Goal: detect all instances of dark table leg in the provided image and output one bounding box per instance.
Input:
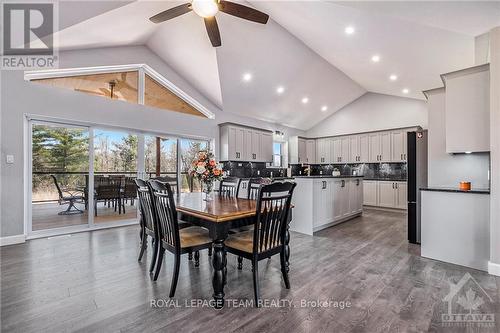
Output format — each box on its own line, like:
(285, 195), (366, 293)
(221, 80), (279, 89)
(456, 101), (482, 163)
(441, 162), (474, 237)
(212, 238), (226, 309)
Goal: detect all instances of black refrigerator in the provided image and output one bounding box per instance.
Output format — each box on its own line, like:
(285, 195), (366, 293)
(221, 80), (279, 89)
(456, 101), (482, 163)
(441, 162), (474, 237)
(407, 130), (428, 244)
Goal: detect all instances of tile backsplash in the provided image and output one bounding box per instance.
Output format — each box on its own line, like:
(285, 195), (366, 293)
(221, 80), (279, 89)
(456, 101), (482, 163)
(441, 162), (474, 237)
(222, 162), (286, 178)
(290, 163), (407, 180)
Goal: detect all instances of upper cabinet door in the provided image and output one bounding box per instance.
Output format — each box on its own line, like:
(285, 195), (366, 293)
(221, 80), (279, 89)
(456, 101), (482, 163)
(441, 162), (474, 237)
(391, 130), (406, 162)
(251, 131), (261, 161)
(233, 127), (246, 160)
(368, 133), (381, 162)
(444, 65), (490, 153)
(260, 132), (273, 162)
(332, 138), (341, 163)
(340, 137), (350, 163)
(349, 135), (359, 163)
(359, 134), (369, 163)
(244, 129), (253, 161)
(306, 140), (316, 164)
(298, 138), (307, 164)
(316, 139), (329, 164)
(379, 132), (392, 162)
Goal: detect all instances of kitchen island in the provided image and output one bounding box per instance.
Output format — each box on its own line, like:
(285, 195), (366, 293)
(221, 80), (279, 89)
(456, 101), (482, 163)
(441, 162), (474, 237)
(290, 176), (364, 235)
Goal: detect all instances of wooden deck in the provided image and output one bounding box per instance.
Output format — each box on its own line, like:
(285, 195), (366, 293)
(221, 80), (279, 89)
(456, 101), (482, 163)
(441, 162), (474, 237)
(32, 201), (138, 231)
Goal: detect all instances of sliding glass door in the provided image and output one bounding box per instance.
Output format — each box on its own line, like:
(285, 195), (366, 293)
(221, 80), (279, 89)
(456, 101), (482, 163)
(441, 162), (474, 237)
(31, 122), (90, 231)
(29, 119), (211, 235)
(93, 129), (139, 224)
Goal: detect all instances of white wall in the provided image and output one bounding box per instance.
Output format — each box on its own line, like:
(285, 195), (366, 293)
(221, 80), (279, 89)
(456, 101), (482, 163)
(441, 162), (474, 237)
(489, 27), (500, 269)
(0, 45), (304, 238)
(306, 92), (428, 137)
(426, 88), (490, 189)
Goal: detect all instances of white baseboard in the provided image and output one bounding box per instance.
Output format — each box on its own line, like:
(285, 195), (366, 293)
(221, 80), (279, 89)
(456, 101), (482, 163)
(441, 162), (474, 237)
(488, 261), (500, 277)
(0, 234), (26, 246)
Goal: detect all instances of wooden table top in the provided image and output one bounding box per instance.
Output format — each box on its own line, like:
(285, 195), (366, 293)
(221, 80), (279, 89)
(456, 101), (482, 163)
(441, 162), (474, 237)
(175, 192), (257, 223)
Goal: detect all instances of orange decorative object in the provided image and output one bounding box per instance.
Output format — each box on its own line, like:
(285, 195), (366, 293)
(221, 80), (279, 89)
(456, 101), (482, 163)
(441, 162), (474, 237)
(459, 182), (471, 191)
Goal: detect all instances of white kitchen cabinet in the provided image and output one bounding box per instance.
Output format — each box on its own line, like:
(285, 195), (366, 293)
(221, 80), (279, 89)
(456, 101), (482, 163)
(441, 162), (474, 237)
(306, 140), (316, 164)
(260, 132), (273, 162)
(219, 124), (273, 162)
(391, 130), (407, 162)
(298, 138), (307, 164)
(349, 135), (359, 163)
(331, 137), (350, 163)
(368, 131), (391, 162)
(380, 131), (391, 162)
(316, 138), (330, 164)
(349, 179), (363, 214)
(378, 181), (396, 208)
(359, 134), (369, 163)
(340, 137), (350, 163)
(376, 180), (407, 209)
(443, 64), (490, 153)
(313, 179), (332, 226)
(332, 138), (341, 164)
(363, 180), (378, 206)
(368, 133), (381, 162)
(395, 182), (407, 209)
(226, 126), (245, 161)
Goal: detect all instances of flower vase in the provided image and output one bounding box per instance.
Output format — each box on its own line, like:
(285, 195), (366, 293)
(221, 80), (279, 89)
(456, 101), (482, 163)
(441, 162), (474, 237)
(203, 181), (214, 201)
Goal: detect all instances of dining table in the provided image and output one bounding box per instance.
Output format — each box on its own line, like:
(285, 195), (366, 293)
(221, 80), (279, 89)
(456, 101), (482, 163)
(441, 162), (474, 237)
(174, 192), (292, 309)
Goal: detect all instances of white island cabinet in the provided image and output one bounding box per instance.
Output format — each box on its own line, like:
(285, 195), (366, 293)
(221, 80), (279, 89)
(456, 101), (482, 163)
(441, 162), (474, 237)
(290, 177), (363, 235)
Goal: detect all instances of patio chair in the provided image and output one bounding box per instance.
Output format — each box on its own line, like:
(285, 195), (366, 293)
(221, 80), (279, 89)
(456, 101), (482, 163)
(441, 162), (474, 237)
(51, 175), (85, 215)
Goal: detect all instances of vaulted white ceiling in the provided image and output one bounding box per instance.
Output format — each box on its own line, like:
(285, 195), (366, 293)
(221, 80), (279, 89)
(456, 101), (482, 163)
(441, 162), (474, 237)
(47, 1), (500, 129)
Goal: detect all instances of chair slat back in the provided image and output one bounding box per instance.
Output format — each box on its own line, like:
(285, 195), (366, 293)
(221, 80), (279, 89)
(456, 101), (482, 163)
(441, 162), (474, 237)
(135, 179), (155, 232)
(95, 184), (120, 199)
(149, 180), (181, 250)
(219, 177), (241, 198)
(247, 177), (272, 200)
(124, 177), (137, 198)
(253, 182), (296, 254)
(152, 176), (178, 193)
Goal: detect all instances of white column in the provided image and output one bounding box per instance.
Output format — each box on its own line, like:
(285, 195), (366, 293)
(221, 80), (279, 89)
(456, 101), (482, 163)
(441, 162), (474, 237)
(489, 27), (500, 276)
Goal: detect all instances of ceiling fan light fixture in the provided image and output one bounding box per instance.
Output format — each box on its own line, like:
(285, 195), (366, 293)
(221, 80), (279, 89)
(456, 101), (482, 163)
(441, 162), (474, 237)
(191, 0), (219, 18)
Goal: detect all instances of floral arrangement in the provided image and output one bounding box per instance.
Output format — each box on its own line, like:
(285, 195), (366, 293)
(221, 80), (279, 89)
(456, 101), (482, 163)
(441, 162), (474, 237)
(188, 150), (223, 193)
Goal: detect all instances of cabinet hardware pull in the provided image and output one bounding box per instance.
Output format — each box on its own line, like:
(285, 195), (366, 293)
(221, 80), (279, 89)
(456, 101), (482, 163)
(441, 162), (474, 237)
(392, 183), (394, 189)
(401, 154), (403, 160)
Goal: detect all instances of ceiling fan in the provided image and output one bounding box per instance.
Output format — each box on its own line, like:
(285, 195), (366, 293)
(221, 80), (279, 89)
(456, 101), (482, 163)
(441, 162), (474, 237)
(149, 0), (269, 47)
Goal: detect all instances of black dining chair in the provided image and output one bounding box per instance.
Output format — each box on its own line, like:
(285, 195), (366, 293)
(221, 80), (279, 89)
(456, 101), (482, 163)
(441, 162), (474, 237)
(135, 179), (160, 273)
(219, 177), (241, 197)
(225, 181), (297, 307)
(149, 180), (212, 297)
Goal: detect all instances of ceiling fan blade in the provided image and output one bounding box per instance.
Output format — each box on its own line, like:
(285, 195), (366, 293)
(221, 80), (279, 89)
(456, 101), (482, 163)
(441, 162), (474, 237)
(149, 3), (192, 23)
(75, 88), (106, 96)
(204, 17), (221, 47)
(218, 1), (269, 24)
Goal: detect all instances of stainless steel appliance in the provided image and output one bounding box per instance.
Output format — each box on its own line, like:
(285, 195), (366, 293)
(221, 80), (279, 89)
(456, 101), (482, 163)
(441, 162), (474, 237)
(407, 130), (428, 244)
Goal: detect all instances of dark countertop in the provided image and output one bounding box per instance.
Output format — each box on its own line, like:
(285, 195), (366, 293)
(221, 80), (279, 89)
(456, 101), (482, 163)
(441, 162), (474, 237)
(364, 178), (408, 182)
(294, 175), (364, 179)
(420, 187), (490, 194)
(236, 177), (294, 181)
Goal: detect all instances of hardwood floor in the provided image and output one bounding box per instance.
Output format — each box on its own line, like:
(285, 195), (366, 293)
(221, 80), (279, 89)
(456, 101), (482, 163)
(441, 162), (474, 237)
(2, 209), (499, 332)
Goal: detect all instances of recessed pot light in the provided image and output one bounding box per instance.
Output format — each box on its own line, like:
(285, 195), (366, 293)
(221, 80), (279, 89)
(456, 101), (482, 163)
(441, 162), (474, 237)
(371, 55), (380, 63)
(389, 74), (398, 81)
(301, 97), (309, 104)
(402, 88), (409, 94)
(242, 72), (252, 82)
(276, 86), (285, 94)
(345, 26), (355, 35)
(321, 105), (328, 112)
